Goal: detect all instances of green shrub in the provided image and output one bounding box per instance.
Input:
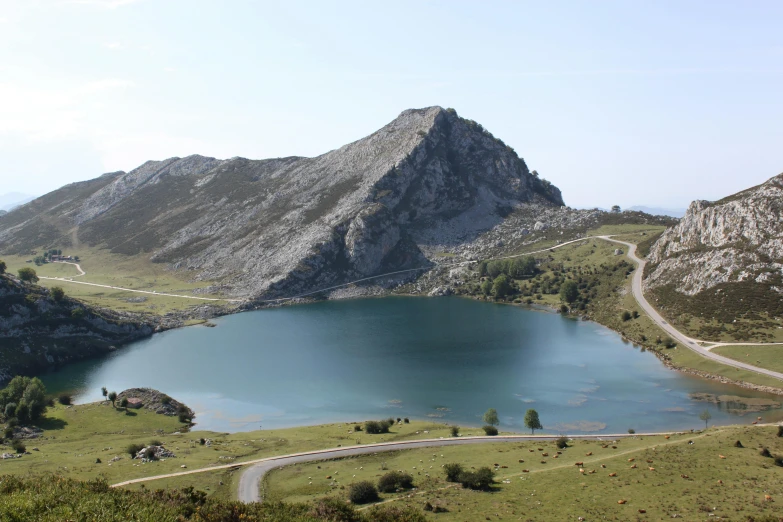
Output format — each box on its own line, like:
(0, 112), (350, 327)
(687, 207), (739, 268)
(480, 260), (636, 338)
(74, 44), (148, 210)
(774, 456), (783, 467)
(377, 471), (414, 493)
(349, 480), (379, 504)
(555, 436), (569, 449)
(621, 311), (632, 321)
(628, 428), (636, 434)
(364, 420), (391, 434)
(403, 418), (409, 424)
(71, 308), (85, 319)
(457, 467), (495, 490)
(443, 463), (463, 482)
(760, 447), (772, 458)
(126, 443), (144, 458)
(450, 425), (460, 437)
(17, 267), (38, 282)
(4, 402), (17, 418)
(57, 394), (72, 405)
(11, 439), (26, 454)
(777, 425), (783, 437)
(482, 425), (498, 436)
(50, 286), (65, 302)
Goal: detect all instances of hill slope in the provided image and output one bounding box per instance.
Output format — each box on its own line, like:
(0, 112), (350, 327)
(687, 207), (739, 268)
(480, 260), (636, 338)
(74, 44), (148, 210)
(644, 173), (783, 339)
(0, 107), (563, 300)
(0, 274), (153, 379)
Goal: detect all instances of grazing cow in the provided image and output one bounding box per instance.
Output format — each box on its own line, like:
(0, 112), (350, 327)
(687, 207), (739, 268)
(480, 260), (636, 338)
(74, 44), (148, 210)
(575, 461), (584, 466)
(585, 452), (592, 456)
(680, 474), (689, 479)
(617, 499), (627, 504)
(609, 472), (617, 477)
(719, 455), (726, 459)
(630, 464), (638, 469)
(648, 467), (655, 471)
(600, 464), (606, 468)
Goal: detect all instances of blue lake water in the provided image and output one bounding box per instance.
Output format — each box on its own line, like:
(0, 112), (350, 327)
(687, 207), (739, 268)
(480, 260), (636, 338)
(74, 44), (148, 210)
(41, 297), (783, 433)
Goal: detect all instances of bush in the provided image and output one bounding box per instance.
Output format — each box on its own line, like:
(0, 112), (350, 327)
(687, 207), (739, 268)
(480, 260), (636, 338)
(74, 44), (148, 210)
(348, 481), (379, 504)
(3, 427), (13, 440)
(555, 436), (569, 449)
(149, 439), (162, 447)
(4, 402), (17, 418)
(57, 394), (72, 405)
(760, 447), (772, 458)
(126, 443), (144, 458)
(482, 425), (498, 436)
(11, 439), (26, 453)
(777, 425), (783, 437)
(443, 463), (463, 482)
(17, 267), (38, 283)
(450, 425), (460, 437)
(50, 286), (65, 302)
(143, 447), (158, 460)
(0, 259), (5, 274)
(632, 310), (640, 319)
(403, 418), (409, 424)
(364, 420), (391, 434)
(457, 467), (495, 490)
(734, 440), (744, 448)
(377, 471), (414, 493)
(120, 398), (129, 409)
(71, 308), (85, 319)
(559, 304), (569, 314)
(621, 311), (632, 321)
(774, 456), (783, 467)
(628, 428), (635, 434)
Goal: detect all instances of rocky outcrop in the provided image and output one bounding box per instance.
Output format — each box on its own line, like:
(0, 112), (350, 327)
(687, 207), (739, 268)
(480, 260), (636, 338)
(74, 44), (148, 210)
(0, 107), (564, 301)
(116, 387), (194, 418)
(645, 173), (783, 295)
(0, 275), (154, 380)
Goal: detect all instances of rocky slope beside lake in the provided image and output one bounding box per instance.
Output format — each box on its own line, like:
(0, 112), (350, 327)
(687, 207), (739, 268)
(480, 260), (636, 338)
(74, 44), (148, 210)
(644, 173), (783, 333)
(0, 107), (564, 301)
(0, 274), (154, 380)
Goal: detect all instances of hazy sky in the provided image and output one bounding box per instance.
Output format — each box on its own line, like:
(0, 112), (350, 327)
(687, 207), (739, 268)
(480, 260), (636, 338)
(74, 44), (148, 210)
(1, 0), (781, 209)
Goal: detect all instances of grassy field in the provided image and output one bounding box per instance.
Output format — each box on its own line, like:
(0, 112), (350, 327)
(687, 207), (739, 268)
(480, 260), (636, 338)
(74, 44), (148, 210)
(0, 400), (458, 493)
(265, 424), (783, 521)
(2, 245), (235, 314)
(713, 345), (783, 375)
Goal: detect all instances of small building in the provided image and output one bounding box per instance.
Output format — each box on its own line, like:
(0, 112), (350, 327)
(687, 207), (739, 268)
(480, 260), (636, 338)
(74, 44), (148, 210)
(126, 398), (143, 409)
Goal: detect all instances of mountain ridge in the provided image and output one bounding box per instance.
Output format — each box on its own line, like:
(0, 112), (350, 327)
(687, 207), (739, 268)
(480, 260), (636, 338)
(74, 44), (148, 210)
(0, 106), (564, 300)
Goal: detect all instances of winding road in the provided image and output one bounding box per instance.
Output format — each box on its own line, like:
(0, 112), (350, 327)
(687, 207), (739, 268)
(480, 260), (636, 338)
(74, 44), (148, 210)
(599, 236), (783, 380)
(110, 432), (672, 500)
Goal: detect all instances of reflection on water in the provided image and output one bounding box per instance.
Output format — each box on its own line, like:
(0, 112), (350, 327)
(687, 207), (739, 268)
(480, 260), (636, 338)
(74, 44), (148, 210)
(40, 297), (783, 433)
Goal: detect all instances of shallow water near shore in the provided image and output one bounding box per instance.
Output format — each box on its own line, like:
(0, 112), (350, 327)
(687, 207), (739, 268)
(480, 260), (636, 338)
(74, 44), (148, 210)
(42, 297), (783, 433)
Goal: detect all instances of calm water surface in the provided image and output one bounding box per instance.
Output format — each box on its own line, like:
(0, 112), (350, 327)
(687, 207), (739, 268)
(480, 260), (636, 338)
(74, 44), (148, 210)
(41, 297), (783, 433)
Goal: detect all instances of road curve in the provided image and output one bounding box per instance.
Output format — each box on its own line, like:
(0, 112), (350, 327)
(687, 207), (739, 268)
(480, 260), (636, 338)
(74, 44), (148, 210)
(599, 236), (783, 381)
(235, 432), (669, 503)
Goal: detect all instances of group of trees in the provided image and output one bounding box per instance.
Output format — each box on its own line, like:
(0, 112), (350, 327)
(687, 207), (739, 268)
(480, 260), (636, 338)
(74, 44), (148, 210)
(0, 376), (48, 425)
(364, 418), (396, 434)
(481, 408), (542, 435)
(444, 462), (495, 490)
(478, 257), (537, 280)
(349, 470), (415, 504)
(33, 250), (62, 266)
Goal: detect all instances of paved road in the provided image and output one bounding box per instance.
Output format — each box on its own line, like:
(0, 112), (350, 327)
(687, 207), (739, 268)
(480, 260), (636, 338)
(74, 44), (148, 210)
(599, 236), (783, 381)
(233, 433), (670, 503)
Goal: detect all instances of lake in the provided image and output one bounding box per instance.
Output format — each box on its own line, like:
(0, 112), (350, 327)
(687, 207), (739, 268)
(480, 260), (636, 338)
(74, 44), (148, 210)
(41, 297), (783, 433)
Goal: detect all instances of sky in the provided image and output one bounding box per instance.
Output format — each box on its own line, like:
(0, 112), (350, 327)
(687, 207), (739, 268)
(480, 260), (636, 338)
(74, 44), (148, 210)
(1, 0), (781, 209)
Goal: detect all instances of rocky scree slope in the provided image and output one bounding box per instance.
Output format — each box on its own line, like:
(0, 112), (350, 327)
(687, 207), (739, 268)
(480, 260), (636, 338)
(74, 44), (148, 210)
(0, 107), (563, 301)
(0, 274), (154, 379)
(644, 173), (783, 323)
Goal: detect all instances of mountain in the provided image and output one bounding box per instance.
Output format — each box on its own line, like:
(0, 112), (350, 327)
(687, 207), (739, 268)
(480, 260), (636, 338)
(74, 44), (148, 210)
(0, 192), (37, 212)
(0, 273), (153, 379)
(627, 206), (685, 218)
(644, 173), (783, 335)
(0, 107), (563, 300)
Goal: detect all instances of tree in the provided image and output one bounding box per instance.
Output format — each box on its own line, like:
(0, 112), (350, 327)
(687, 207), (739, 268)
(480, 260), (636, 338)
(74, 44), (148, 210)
(377, 471), (413, 493)
(611, 205), (621, 213)
(483, 408), (499, 427)
(120, 397), (129, 409)
(699, 409), (712, 429)
(457, 467), (495, 490)
(524, 409), (542, 434)
(621, 311), (632, 321)
(450, 425), (460, 437)
(480, 279), (492, 296)
(101, 387), (108, 399)
(108, 391), (118, 407)
(559, 280), (579, 304)
(0, 259), (6, 274)
(492, 274), (512, 298)
(50, 287), (65, 302)
(443, 463), (464, 482)
(17, 267), (38, 283)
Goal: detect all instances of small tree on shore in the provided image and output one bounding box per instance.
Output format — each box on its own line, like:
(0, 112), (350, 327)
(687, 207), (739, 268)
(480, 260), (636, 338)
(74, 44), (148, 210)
(483, 408), (499, 427)
(0, 259), (6, 274)
(107, 391), (117, 407)
(101, 387), (108, 400)
(450, 425), (460, 437)
(699, 409), (712, 429)
(559, 280), (578, 305)
(120, 397), (129, 409)
(524, 409), (542, 435)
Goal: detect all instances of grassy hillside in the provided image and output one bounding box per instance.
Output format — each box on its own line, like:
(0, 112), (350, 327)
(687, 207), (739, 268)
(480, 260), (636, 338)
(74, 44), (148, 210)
(265, 424), (783, 521)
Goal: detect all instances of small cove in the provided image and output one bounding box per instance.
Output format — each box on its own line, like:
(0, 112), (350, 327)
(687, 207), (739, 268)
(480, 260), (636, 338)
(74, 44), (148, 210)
(42, 297), (783, 433)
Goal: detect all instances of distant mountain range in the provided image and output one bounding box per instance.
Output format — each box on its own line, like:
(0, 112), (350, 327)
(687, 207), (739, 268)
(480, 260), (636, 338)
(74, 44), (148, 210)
(0, 192), (37, 212)
(627, 206), (685, 218)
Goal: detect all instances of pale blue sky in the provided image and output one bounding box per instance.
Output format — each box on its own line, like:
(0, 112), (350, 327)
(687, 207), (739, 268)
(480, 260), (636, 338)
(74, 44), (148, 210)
(1, 0), (781, 208)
